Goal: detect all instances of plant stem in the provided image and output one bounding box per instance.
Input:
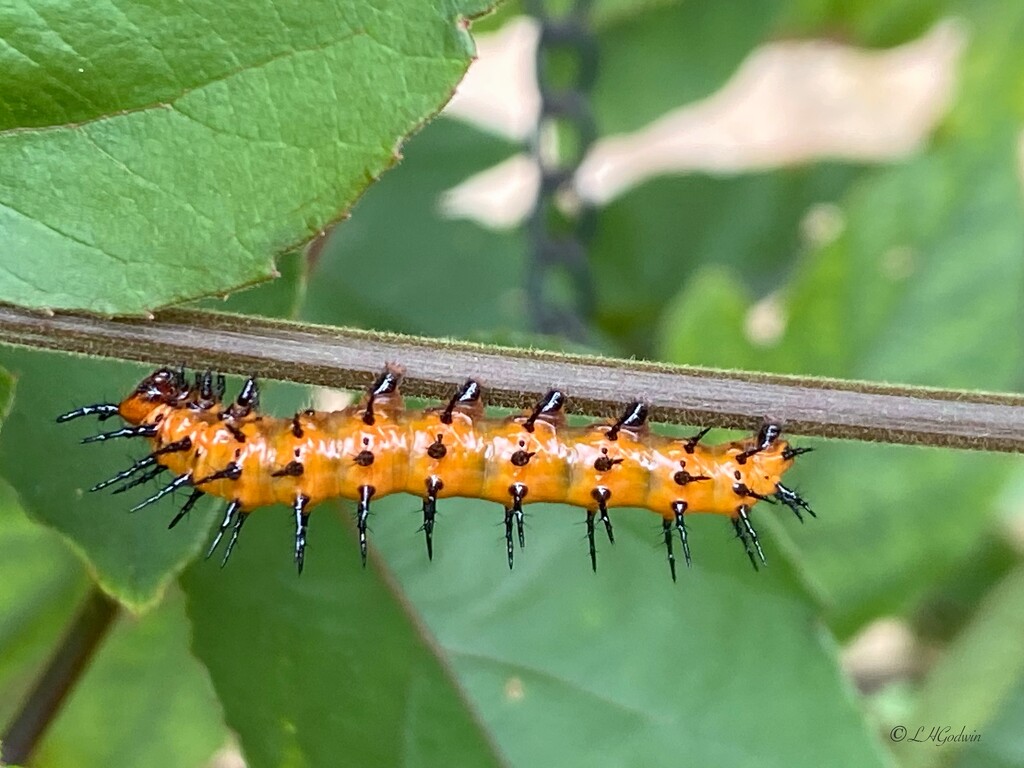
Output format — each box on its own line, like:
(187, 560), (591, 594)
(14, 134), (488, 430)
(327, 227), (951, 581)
(1, 587), (119, 765)
(0, 304), (1022, 451)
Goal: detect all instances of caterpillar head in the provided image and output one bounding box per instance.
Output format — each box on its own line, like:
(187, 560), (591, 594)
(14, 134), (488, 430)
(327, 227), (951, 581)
(745, 445), (794, 499)
(118, 368), (188, 424)
(738, 424), (808, 499)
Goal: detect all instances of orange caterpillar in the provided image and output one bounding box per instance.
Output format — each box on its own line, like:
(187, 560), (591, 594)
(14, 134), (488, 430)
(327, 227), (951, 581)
(58, 366), (813, 579)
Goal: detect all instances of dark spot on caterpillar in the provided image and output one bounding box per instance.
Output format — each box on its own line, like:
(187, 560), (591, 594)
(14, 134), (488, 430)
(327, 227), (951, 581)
(684, 427), (711, 454)
(272, 461), (305, 478)
(605, 401), (647, 441)
(354, 450), (374, 467)
(427, 435), (447, 459)
(511, 449), (535, 467)
(195, 462), (242, 485)
(593, 454), (623, 472)
(674, 469), (709, 486)
(225, 423), (246, 443)
(363, 367), (402, 426)
(521, 390), (565, 433)
(440, 379), (481, 425)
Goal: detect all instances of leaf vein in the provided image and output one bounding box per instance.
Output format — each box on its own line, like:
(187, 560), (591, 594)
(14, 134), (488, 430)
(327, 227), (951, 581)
(0, 29), (370, 139)
(0, 200), (129, 266)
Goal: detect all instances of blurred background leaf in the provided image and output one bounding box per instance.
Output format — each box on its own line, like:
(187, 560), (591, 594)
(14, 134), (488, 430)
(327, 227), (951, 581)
(182, 508), (505, 768)
(30, 589), (228, 768)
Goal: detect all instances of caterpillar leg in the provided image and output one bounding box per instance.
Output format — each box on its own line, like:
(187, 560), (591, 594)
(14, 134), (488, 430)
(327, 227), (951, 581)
(111, 465), (166, 496)
(293, 495), (310, 574)
(194, 462), (242, 486)
(357, 485), (375, 567)
(736, 423), (782, 464)
(360, 367), (402, 426)
(194, 370), (226, 409)
(661, 519), (678, 582)
(81, 424), (157, 444)
(56, 403), (121, 422)
(226, 376), (259, 418)
(590, 487), (614, 544)
(585, 510), (598, 572)
(733, 505), (766, 570)
(775, 482), (815, 522)
(604, 401), (647, 441)
(129, 472), (192, 512)
(683, 426), (711, 454)
(672, 501), (691, 569)
(521, 389), (566, 432)
(91, 437), (193, 493)
(783, 446), (814, 461)
(56, 405), (120, 423)
(503, 508), (515, 570)
(439, 379), (483, 423)
(509, 482), (527, 549)
(206, 500), (242, 561)
(220, 510), (248, 567)
(731, 470), (777, 505)
(421, 477), (442, 561)
(168, 489), (204, 529)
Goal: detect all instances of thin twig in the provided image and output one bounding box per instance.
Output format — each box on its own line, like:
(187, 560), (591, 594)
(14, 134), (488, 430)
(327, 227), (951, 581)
(1, 587), (119, 765)
(0, 304), (1022, 452)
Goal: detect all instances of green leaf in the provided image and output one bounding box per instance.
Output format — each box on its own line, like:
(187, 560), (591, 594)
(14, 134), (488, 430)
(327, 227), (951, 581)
(0, 0), (493, 315)
(896, 566), (1024, 768)
(658, 152), (1023, 636)
(776, 0), (949, 47)
(0, 349), (212, 611)
(0, 364), (14, 429)
(181, 508), (505, 768)
(31, 588), (228, 768)
(780, 149), (1023, 635)
(182, 494), (889, 767)
(0, 479), (88, 732)
(194, 249), (309, 319)
(950, 677), (1024, 768)
(595, 165), (861, 355)
(655, 1), (1024, 636)
(354, 496), (890, 767)
(656, 265), (768, 370)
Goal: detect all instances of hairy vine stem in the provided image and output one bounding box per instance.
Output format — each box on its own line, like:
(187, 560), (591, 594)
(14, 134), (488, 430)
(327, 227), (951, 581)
(0, 303), (1022, 452)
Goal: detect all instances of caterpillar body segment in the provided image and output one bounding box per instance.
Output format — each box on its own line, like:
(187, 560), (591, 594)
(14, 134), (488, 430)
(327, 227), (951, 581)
(62, 366), (814, 578)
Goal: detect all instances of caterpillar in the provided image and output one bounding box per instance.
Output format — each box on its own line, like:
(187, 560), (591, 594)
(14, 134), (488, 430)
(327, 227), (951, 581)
(58, 365), (814, 580)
